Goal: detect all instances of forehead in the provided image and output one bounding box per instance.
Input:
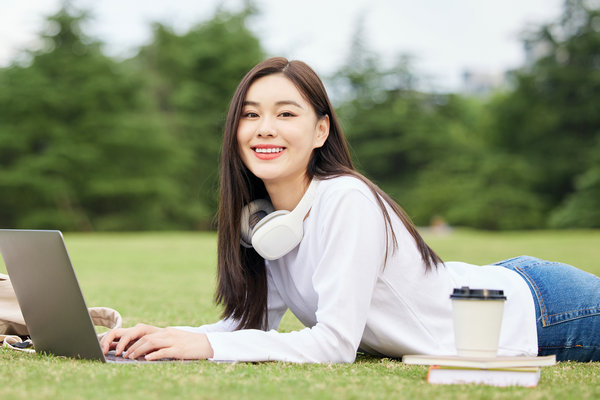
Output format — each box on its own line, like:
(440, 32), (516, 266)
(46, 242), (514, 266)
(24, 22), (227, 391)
(245, 73), (307, 105)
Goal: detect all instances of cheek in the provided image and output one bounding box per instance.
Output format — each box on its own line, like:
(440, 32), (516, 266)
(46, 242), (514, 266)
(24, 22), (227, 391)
(237, 120), (254, 144)
(236, 138), (249, 164)
(236, 127), (248, 150)
(235, 129), (249, 164)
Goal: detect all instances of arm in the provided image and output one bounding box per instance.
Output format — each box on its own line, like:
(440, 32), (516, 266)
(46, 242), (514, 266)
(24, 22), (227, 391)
(100, 254), (289, 360)
(206, 185), (387, 363)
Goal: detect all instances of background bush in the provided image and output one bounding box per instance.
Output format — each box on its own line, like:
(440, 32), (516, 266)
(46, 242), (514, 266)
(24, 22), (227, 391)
(1, 0), (599, 231)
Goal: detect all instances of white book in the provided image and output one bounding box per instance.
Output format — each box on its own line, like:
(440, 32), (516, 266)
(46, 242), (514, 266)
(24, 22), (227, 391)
(402, 354), (556, 369)
(427, 366), (541, 387)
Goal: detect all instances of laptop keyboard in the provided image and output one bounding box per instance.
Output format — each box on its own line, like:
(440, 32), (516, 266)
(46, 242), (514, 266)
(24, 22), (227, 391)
(104, 350), (192, 363)
(105, 350), (151, 363)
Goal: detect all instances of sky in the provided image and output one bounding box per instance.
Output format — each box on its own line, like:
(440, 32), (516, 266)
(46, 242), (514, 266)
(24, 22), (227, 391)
(0, 0), (564, 91)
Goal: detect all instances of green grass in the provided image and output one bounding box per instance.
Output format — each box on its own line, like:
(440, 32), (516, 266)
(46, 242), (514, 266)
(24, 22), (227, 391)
(1, 230), (599, 400)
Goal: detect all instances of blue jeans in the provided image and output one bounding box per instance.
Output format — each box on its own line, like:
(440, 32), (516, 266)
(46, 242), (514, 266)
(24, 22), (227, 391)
(493, 256), (600, 362)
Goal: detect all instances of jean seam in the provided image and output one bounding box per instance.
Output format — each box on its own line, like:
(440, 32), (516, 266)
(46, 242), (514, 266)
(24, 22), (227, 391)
(515, 265), (600, 326)
(514, 266), (549, 327)
(539, 344), (591, 350)
(545, 308), (600, 318)
(495, 256), (600, 361)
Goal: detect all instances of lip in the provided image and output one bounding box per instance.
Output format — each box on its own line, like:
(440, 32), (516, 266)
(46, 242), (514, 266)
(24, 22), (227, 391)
(251, 144), (286, 160)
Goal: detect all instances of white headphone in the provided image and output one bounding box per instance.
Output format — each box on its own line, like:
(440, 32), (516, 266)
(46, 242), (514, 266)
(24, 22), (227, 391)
(240, 180), (319, 260)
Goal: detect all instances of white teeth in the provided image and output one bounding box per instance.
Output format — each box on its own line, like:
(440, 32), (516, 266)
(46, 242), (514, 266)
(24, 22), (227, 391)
(254, 147), (283, 153)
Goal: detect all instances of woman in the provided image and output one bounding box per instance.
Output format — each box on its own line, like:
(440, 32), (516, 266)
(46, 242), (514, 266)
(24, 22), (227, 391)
(101, 57), (600, 363)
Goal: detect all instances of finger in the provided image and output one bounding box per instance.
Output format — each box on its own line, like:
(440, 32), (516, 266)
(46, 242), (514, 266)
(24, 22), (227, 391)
(102, 338), (120, 353)
(140, 331), (213, 361)
(114, 325), (154, 356)
(100, 328), (123, 354)
(115, 333), (142, 356)
(107, 340), (119, 351)
(125, 334), (168, 360)
(144, 347), (177, 361)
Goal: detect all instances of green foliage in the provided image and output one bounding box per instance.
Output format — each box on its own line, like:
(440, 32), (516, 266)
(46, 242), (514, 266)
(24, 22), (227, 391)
(134, 9), (264, 228)
(2, 1), (600, 231)
(332, 0), (600, 229)
(550, 137), (600, 227)
(0, 7), (186, 230)
(408, 153), (549, 230)
(333, 44), (506, 228)
(0, 4), (263, 231)
(487, 0), (600, 227)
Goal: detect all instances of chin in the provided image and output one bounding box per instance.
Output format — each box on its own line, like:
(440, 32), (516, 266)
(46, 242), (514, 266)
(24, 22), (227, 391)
(246, 168), (279, 182)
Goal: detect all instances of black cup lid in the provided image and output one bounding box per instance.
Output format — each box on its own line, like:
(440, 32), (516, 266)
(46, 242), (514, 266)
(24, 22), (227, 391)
(450, 286), (507, 300)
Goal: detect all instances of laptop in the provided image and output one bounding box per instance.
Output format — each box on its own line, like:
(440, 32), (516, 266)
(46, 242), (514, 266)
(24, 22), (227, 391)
(0, 229), (163, 363)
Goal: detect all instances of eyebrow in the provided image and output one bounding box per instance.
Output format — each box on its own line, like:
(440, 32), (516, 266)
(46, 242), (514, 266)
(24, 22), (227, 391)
(243, 100), (305, 109)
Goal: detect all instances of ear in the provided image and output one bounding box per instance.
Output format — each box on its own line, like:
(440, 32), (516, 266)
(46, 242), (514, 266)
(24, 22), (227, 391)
(313, 114), (330, 149)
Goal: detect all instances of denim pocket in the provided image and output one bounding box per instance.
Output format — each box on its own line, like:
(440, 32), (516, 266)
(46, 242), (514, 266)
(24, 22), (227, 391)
(495, 256), (600, 327)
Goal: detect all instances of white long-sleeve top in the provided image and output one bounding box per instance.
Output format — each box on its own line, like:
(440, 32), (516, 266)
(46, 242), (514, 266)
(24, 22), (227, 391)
(176, 176), (537, 363)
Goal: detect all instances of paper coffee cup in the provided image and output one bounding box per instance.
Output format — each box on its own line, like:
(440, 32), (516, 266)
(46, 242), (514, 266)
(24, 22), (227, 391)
(450, 286), (507, 358)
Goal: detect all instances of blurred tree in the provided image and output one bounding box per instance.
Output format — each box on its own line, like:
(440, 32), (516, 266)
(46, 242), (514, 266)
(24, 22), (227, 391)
(549, 135), (600, 227)
(332, 34), (502, 227)
(134, 6), (264, 228)
(333, 0), (600, 230)
(0, 6), (186, 230)
(332, 35), (433, 198)
(332, 27), (552, 229)
(4, 0), (598, 231)
(489, 0), (600, 227)
(0, 3), (265, 231)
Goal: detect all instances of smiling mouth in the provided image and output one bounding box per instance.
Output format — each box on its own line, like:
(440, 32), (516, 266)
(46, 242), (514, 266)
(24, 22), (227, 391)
(253, 147), (285, 154)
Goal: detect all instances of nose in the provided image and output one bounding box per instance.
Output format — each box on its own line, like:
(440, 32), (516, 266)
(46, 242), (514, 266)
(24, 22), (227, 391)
(256, 117), (277, 137)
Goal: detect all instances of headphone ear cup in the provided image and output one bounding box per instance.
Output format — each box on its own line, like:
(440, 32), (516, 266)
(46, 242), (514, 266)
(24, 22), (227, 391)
(240, 179), (319, 259)
(240, 199), (275, 248)
(251, 210), (290, 235)
(251, 210), (303, 260)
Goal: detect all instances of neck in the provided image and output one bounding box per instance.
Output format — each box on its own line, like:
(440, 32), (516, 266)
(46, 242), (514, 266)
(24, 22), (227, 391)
(265, 176), (311, 211)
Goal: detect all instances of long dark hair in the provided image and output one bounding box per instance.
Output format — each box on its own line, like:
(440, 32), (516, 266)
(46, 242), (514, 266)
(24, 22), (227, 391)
(217, 57), (442, 330)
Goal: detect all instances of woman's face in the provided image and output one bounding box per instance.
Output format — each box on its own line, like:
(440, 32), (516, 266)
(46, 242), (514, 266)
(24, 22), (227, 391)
(237, 73), (329, 188)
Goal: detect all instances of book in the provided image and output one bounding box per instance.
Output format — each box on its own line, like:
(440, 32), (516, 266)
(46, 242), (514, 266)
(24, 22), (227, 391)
(427, 366), (541, 387)
(402, 354), (556, 369)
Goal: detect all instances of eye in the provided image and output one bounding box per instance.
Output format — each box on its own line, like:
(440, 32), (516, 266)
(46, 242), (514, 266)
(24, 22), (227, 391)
(243, 111), (259, 118)
(279, 111), (296, 118)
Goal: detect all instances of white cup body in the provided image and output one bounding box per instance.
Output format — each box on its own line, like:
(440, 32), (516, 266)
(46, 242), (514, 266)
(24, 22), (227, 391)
(451, 298), (505, 358)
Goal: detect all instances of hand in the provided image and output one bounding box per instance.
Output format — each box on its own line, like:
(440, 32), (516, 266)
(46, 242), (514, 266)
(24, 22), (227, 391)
(100, 323), (214, 361)
(100, 323), (160, 356)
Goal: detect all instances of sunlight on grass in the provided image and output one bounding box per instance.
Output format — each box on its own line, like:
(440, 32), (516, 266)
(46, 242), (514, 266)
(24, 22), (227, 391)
(1, 230), (598, 400)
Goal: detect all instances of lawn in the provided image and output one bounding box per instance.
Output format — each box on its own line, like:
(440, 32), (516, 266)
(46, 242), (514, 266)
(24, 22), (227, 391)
(1, 229), (599, 400)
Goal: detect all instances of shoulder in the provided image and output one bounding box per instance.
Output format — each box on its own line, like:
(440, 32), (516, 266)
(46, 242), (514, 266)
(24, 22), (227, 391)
(317, 175), (373, 198)
(308, 175), (388, 247)
(314, 175), (380, 211)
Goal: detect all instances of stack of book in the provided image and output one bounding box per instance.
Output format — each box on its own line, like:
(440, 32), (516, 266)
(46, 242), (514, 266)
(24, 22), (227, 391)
(402, 354), (556, 387)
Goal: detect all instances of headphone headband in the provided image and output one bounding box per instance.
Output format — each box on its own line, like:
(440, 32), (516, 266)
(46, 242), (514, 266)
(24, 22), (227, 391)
(284, 179), (319, 225)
